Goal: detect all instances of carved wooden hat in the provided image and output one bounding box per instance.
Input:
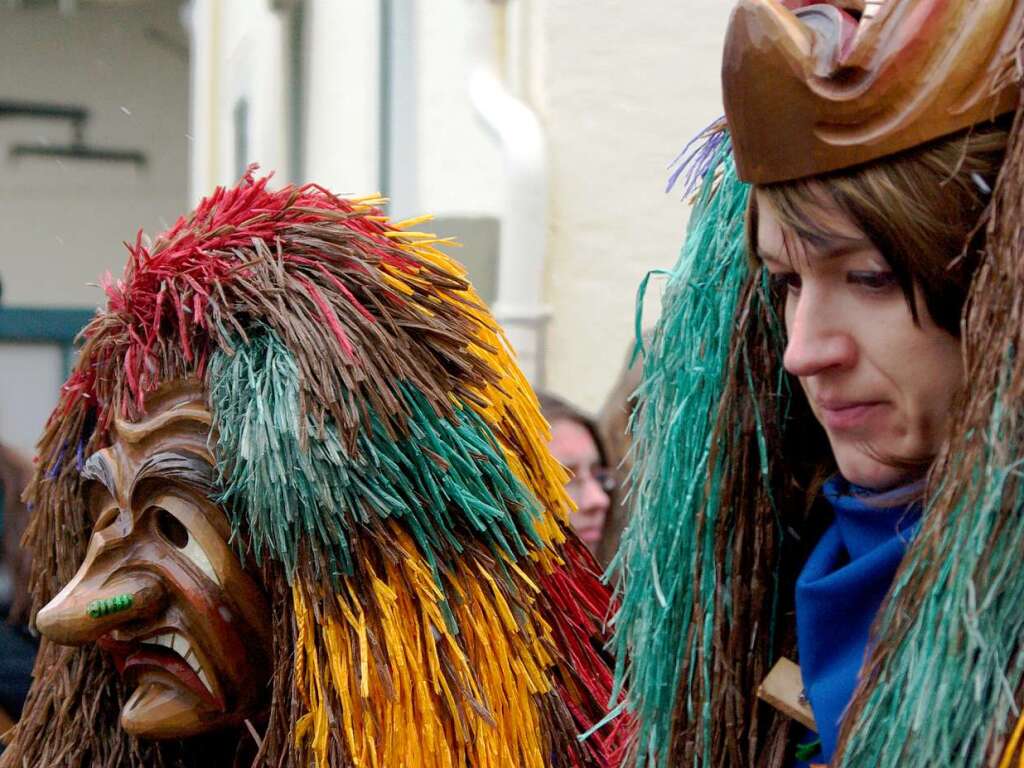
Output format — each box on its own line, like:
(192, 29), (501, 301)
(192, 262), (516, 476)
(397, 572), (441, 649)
(723, 0), (1024, 183)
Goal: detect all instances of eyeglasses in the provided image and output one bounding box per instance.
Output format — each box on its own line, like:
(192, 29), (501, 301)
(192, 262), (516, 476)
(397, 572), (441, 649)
(565, 467), (617, 498)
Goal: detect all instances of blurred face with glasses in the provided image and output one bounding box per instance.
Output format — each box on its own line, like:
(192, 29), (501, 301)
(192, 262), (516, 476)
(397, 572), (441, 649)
(548, 418), (614, 554)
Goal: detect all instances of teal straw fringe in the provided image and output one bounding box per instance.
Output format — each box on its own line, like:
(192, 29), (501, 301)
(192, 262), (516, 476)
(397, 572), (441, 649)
(207, 329), (544, 588)
(609, 140), (753, 767)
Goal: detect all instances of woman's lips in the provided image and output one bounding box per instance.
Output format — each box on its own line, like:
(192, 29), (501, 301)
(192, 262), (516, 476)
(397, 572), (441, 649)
(818, 400), (884, 430)
(575, 527), (603, 544)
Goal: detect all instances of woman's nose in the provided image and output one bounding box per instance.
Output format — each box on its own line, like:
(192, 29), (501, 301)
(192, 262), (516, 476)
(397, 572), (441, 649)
(782, 291), (856, 378)
(577, 475), (610, 515)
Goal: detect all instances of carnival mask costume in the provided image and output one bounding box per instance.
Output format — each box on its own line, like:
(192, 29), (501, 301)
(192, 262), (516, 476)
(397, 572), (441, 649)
(611, 1), (1024, 766)
(1, 173), (619, 768)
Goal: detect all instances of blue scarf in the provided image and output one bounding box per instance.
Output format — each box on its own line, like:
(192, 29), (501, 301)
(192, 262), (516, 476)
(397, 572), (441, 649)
(795, 475), (923, 763)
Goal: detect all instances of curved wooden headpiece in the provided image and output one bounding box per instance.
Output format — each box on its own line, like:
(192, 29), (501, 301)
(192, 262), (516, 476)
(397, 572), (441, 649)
(723, 0), (1024, 183)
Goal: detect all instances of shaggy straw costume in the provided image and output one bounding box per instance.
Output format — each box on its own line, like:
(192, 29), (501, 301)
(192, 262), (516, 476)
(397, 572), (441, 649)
(1, 173), (618, 768)
(610, 45), (1024, 768)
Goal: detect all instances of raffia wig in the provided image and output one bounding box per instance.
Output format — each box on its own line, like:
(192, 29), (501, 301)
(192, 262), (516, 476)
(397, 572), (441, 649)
(611, 101), (1024, 766)
(2, 172), (620, 768)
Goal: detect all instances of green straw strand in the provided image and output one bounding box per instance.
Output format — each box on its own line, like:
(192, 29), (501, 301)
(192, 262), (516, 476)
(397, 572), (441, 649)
(207, 328), (544, 588)
(609, 140), (754, 767)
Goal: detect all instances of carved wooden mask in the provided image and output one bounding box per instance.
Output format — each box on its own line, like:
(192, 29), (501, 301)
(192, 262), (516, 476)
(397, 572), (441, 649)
(35, 380), (272, 739)
(723, 0), (1024, 183)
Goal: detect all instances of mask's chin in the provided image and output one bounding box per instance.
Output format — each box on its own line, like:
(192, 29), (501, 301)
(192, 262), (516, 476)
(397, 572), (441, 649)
(121, 672), (219, 739)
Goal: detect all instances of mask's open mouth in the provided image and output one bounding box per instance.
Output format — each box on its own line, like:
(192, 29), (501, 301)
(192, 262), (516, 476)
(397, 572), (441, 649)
(99, 631), (224, 711)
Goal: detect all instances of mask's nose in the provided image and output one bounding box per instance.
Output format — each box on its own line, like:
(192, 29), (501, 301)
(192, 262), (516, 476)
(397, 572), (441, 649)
(36, 564), (167, 645)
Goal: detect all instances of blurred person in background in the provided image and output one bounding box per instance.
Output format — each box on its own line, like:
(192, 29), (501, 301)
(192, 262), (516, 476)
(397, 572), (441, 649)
(596, 335), (648, 567)
(538, 392), (615, 562)
(0, 443), (36, 739)
(0, 274), (37, 739)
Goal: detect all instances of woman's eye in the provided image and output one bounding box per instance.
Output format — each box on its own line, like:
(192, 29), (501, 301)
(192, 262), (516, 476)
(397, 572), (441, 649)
(769, 271), (801, 295)
(848, 270), (897, 291)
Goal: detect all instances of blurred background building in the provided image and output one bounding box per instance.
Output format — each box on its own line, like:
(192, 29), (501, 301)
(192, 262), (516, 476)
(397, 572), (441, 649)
(0, 0), (730, 457)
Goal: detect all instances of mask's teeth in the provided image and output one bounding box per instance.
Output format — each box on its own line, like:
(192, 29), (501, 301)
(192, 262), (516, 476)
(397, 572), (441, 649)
(196, 666), (212, 693)
(170, 634), (187, 658)
(142, 632), (214, 696)
(862, 1), (884, 19)
(184, 648), (201, 676)
(178, 639), (214, 696)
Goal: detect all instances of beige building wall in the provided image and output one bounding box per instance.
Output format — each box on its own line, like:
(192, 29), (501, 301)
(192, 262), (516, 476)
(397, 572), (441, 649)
(303, 0), (382, 195)
(183, 0), (732, 412)
(0, 0), (188, 454)
(0, 0), (189, 309)
(189, 1), (384, 199)
(531, 0), (731, 410)
(187, 0), (289, 198)
(414, 0), (502, 217)
(388, 0), (733, 409)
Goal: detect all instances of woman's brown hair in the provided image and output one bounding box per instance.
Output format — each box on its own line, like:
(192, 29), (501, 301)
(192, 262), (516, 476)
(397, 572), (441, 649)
(537, 391), (610, 470)
(747, 120), (1010, 335)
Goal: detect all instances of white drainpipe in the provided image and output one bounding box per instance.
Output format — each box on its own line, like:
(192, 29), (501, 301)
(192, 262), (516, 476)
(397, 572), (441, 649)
(466, 0), (550, 386)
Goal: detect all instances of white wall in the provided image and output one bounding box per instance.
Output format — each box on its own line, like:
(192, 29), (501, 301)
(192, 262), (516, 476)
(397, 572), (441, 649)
(302, 0), (382, 195)
(0, 0), (189, 309)
(183, 0), (733, 414)
(413, 0), (503, 217)
(189, 0), (384, 200)
(0, 345), (63, 457)
(188, 0), (288, 199)
(533, 0), (731, 410)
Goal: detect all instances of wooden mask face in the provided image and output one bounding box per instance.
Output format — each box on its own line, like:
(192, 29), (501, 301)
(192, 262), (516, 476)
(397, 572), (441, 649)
(35, 381), (273, 739)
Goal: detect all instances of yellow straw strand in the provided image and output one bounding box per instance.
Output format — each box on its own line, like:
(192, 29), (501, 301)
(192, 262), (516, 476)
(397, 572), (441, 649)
(999, 712), (1024, 768)
(289, 520), (567, 768)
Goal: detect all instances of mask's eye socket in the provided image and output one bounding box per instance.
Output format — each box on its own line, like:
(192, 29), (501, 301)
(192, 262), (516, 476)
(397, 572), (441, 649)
(151, 506), (221, 586)
(156, 507), (189, 548)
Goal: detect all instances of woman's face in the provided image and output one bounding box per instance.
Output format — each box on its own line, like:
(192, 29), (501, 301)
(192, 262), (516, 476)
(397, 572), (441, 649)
(548, 418), (611, 553)
(754, 190), (964, 490)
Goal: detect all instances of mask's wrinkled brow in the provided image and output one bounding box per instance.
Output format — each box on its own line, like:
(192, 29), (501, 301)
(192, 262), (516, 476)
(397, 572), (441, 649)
(83, 403), (217, 503)
(81, 452), (117, 497)
(135, 451), (217, 495)
(114, 402), (211, 446)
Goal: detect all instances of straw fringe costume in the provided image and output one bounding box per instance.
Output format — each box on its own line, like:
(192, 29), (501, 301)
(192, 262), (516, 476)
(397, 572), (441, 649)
(1, 172), (620, 768)
(610, 2), (1024, 766)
